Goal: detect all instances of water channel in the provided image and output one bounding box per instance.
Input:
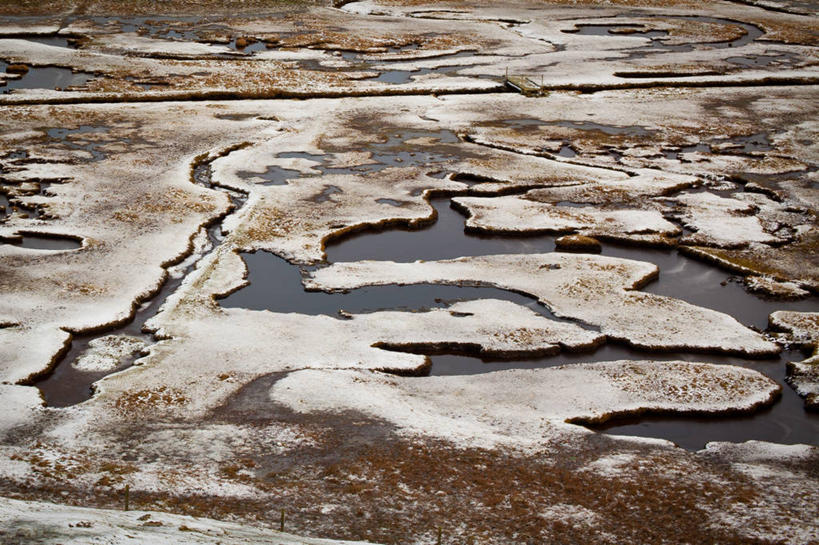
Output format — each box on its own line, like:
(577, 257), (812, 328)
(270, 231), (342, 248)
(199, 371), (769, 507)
(225, 197), (818, 450)
(26, 121), (818, 451)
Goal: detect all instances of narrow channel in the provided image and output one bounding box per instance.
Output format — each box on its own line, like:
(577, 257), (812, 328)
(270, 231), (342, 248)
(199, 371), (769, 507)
(226, 196), (817, 450)
(29, 127), (818, 452)
(33, 151), (244, 406)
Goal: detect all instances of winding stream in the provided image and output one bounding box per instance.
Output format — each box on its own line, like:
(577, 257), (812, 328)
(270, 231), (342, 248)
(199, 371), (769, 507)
(30, 124), (818, 451)
(230, 197), (819, 450)
(34, 152), (243, 406)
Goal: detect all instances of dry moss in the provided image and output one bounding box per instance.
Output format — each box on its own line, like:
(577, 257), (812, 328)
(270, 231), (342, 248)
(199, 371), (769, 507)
(555, 234), (603, 253)
(3, 433), (781, 545)
(113, 386), (189, 415)
(681, 234), (819, 292)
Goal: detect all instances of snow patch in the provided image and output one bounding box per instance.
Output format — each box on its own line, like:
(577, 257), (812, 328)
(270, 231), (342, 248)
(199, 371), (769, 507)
(73, 335), (147, 372)
(0, 496), (378, 544)
(270, 361), (779, 450)
(306, 254), (779, 356)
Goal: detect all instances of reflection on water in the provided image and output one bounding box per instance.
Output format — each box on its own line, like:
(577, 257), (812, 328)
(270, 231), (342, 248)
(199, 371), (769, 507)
(5, 234), (83, 250)
(225, 195), (817, 450)
(1, 61), (94, 94)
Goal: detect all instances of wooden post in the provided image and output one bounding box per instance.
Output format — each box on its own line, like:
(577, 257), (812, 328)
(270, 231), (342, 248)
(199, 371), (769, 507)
(280, 508), (285, 532)
(123, 484), (130, 511)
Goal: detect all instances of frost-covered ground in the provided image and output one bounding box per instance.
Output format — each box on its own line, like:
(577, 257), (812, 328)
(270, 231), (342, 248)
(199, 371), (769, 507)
(0, 497), (376, 544)
(1, 0), (818, 544)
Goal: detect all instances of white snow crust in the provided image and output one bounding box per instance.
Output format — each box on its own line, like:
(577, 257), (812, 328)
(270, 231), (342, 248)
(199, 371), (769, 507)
(270, 361), (779, 450)
(454, 193), (680, 245)
(72, 335), (147, 372)
(0, 496), (378, 545)
(305, 254), (779, 355)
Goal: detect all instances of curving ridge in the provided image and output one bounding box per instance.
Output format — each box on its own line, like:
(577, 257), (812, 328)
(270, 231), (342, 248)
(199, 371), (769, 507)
(269, 361), (782, 450)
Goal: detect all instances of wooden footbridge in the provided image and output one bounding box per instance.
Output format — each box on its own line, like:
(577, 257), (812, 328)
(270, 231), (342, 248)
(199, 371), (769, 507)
(504, 73), (548, 96)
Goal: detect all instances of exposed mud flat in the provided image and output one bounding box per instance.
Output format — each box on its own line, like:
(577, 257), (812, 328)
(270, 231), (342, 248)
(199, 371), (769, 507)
(0, 1), (818, 544)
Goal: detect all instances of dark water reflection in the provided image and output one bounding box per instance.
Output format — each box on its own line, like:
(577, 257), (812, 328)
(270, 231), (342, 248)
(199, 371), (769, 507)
(226, 197), (817, 450)
(1, 61), (94, 93)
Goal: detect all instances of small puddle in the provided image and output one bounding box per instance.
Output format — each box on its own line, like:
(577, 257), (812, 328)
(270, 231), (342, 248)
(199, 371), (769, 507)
(491, 118), (548, 130)
(370, 70), (414, 84)
(375, 198), (406, 207)
(25, 36), (74, 48)
(726, 52), (802, 68)
(553, 120), (655, 137)
(341, 50), (484, 84)
(1, 233), (82, 250)
(557, 143), (577, 158)
(69, 15), (272, 58)
(615, 70), (725, 78)
(309, 184), (343, 203)
(0, 179), (65, 220)
(237, 164), (300, 185)
(366, 64), (474, 84)
(664, 132), (773, 160)
(387, 44), (421, 53)
(493, 118), (655, 139)
(564, 24), (669, 40)
(0, 61), (95, 93)
(228, 38), (268, 53)
(732, 167), (817, 193)
(271, 129), (464, 180)
(0, 192), (9, 220)
(300, 47), (483, 83)
(124, 76), (164, 90)
(46, 125), (115, 162)
(718, 132), (773, 153)
(82, 15), (203, 40)
(665, 143), (710, 160)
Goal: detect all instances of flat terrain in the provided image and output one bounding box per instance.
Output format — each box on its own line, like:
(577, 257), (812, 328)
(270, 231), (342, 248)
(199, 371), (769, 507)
(0, 1), (818, 544)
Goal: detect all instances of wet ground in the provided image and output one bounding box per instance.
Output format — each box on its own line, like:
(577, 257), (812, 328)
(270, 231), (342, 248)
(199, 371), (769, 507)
(2, 3), (818, 542)
(1, 234), (82, 250)
(0, 60), (94, 94)
(30, 125), (817, 451)
(223, 197), (819, 450)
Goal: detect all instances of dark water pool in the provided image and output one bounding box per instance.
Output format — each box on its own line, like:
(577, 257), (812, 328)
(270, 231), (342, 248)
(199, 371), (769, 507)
(224, 195), (817, 450)
(430, 346), (818, 451)
(324, 198), (815, 330)
(1, 233), (82, 250)
(1, 61), (94, 93)
(30, 126), (817, 452)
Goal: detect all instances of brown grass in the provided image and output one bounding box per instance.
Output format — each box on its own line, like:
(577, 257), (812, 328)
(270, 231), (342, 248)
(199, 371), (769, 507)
(3, 430), (782, 545)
